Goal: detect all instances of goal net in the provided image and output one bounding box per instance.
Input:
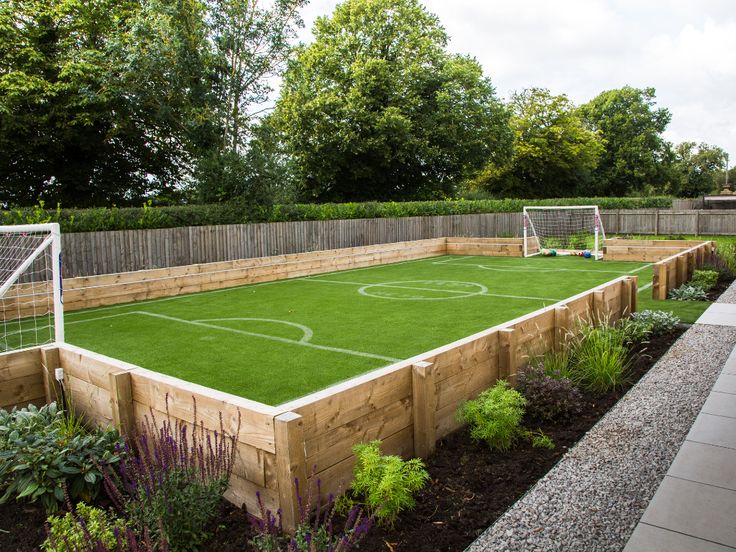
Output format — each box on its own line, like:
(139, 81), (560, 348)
(1, 223), (64, 352)
(523, 206), (605, 259)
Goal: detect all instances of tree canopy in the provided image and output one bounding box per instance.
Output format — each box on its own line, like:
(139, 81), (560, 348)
(473, 88), (603, 198)
(273, 0), (512, 202)
(672, 142), (728, 197)
(578, 86), (672, 196)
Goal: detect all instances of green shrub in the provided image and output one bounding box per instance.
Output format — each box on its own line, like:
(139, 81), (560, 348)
(1, 196), (673, 232)
(517, 365), (582, 421)
(631, 310), (680, 336)
(616, 316), (651, 346)
(43, 503), (126, 552)
(567, 322), (630, 392)
(524, 429), (555, 450)
(343, 440), (429, 527)
(0, 403), (122, 511)
(457, 380), (526, 451)
(691, 269), (719, 291)
(668, 284), (708, 301)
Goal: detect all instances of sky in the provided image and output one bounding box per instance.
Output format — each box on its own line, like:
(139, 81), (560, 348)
(292, 0), (736, 166)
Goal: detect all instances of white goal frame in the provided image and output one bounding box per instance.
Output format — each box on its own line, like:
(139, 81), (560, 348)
(1, 223), (64, 350)
(523, 206), (605, 260)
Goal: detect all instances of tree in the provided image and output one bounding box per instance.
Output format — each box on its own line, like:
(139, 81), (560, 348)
(207, 0), (306, 154)
(578, 86), (672, 196)
(273, 0), (512, 202)
(672, 142), (728, 197)
(474, 88), (603, 198)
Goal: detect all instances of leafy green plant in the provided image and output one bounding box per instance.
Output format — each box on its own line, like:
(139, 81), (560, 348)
(0, 403), (122, 511)
(630, 310), (680, 336)
(340, 440), (428, 527)
(567, 322), (631, 392)
(457, 380), (526, 451)
(524, 429), (555, 450)
(43, 502), (126, 552)
(615, 316), (651, 346)
(536, 348), (574, 380)
(668, 284), (708, 301)
(691, 269), (719, 291)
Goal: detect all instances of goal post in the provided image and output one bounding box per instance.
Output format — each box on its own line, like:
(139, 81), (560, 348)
(523, 206), (605, 260)
(1, 223), (64, 352)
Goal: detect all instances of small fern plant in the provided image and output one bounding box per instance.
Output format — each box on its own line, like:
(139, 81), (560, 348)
(457, 380), (526, 451)
(343, 440), (429, 527)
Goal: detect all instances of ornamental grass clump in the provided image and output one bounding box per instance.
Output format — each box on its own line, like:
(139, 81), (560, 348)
(339, 440), (428, 527)
(567, 322), (631, 392)
(104, 398), (239, 552)
(249, 478), (371, 551)
(457, 380), (526, 451)
(0, 403), (121, 511)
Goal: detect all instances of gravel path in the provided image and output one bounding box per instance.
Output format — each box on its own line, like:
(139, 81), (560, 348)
(468, 286), (736, 551)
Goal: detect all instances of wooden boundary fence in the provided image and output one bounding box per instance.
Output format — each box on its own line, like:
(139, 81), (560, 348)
(1, 237), (639, 532)
(57, 209), (736, 278)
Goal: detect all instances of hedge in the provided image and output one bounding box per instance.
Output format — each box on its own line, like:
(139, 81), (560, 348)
(1, 197), (673, 233)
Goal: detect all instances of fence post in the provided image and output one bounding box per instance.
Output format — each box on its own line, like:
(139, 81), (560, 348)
(593, 289), (606, 324)
(40, 346), (62, 405)
(622, 276), (638, 316)
(274, 412), (308, 534)
(695, 211), (700, 237)
(412, 361), (436, 459)
(676, 255), (688, 287)
(654, 210), (660, 236)
(108, 371), (135, 437)
(687, 251), (696, 280)
(498, 328), (518, 385)
(554, 306), (570, 352)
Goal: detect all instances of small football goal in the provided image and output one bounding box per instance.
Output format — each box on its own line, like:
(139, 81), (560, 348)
(523, 206), (605, 259)
(0, 223), (64, 352)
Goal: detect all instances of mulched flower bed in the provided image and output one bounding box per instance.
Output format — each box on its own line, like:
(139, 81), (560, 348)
(0, 327), (687, 552)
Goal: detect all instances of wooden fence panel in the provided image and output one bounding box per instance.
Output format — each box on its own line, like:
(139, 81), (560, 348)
(0, 348), (44, 410)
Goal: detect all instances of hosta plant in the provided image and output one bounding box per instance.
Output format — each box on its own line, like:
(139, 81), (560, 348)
(630, 310), (680, 336)
(0, 403), (122, 511)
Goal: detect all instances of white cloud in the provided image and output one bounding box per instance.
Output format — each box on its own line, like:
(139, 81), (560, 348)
(293, 0), (736, 163)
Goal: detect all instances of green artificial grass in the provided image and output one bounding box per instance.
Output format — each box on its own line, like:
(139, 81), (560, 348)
(63, 254), (676, 405)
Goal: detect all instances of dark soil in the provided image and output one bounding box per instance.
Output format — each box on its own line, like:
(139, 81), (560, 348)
(0, 329), (685, 552)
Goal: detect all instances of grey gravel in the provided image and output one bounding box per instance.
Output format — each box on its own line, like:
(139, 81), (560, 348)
(467, 283), (736, 552)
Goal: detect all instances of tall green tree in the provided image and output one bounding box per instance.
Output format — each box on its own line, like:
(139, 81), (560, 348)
(672, 142), (728, 197)
(274, 0), (512, 202)
(474, 88), (603, 198)
(578, 86), (672, 196)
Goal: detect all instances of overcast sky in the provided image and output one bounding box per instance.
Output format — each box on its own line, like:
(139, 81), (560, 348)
(294, 0), (735, 165)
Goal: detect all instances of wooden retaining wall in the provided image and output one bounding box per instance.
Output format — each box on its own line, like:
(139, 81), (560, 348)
(651, 242), (715, 300)
(54, 210), (736, 279)
(0, 348), (45, 410)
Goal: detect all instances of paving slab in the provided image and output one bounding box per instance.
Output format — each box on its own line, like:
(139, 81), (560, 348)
(697, 303), (736, 326)
(687, 412), (736, 450)
(702, 391), (736, 418)
(714, 373), (736, 394)
(640, 476), (736, 548)
(625, 522), (735, 552)
(668, 440), (736, 490)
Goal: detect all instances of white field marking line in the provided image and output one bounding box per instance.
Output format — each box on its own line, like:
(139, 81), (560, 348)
(305, 278), (562, 302)
(64, 255), (441, 319)
(66, 312), (139, 325)
(138, 311), (401, 363)
(638, 282), (653, 292)
(629, 263), (654, 273)
(432, 255), (470, 264)
(431, 260), (648, 275)
(194, 317), (313, 343)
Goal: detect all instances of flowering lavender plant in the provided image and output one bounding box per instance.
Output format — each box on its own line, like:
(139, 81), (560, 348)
(249, 477), (371, 551)
(104, 396), (239, 551)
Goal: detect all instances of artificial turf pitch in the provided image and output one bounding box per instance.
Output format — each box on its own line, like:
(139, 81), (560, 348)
(65, 255), (655, 405)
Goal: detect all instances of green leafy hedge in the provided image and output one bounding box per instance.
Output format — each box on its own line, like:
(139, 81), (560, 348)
(1, 196), (673, 233)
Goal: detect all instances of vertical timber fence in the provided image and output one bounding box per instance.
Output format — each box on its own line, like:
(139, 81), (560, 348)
(58, 209), (736, 278)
